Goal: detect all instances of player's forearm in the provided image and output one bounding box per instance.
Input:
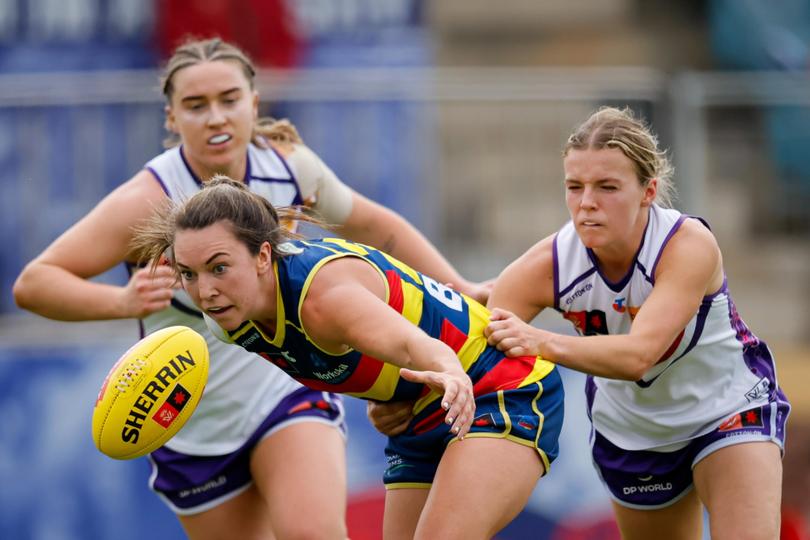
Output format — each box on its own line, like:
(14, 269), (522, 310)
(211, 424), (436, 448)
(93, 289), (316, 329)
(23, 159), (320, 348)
(403, 336), (465, 376)
(14, 263), (128, 321)
(543, 331), (653, 381)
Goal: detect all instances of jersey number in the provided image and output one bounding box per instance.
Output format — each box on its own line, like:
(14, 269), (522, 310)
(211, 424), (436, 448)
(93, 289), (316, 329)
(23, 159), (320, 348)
(422, 275), (463, 311)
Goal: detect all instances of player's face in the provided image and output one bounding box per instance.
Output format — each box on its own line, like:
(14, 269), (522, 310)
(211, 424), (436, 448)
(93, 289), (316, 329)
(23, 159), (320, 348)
(165, 60), (259, 182)
(563, 147), (656, 254)
(174, 221), (271, 331)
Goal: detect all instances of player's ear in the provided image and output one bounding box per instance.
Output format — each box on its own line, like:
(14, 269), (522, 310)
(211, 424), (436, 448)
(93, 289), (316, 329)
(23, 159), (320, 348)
(256, 241), (273, 273)
(165, 105), (177, 133)
(641, 178), (657, 207)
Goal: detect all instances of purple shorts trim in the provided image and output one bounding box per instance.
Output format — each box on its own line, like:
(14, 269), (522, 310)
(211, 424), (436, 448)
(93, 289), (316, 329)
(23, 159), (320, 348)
(591, 398), (790, 509)
(148, 388), (345, 515)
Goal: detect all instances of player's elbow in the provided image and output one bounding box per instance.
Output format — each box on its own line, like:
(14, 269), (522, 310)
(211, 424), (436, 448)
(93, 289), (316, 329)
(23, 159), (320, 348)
(621, 360), (650, 381)
(621, 349), (659, 381)
(12, 268), (37, 311)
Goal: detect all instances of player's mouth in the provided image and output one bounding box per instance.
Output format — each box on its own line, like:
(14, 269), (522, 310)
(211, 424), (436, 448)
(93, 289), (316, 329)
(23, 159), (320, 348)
(206, 305), (233, 317)
(207, 133), (232, 146)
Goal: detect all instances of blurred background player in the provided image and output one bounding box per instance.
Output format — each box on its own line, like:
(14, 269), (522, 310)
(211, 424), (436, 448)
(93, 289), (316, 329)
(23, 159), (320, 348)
(132, 175), (564, 540)
(13, 37), (488, 540)
(484, 106), (790, 540)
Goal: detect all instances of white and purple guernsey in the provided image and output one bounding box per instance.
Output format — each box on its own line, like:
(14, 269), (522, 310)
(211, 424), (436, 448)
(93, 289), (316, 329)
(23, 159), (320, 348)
(553, 204), (787, 450)
(136, 143), (306, 455)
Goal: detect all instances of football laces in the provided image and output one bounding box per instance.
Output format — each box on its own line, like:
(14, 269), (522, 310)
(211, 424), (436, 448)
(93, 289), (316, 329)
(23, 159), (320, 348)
(115, 358), (147, 393)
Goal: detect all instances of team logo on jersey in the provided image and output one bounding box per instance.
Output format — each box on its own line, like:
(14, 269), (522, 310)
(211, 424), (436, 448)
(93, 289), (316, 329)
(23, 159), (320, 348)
(563, 309), (608, 336)
(717, 408), (763, 432)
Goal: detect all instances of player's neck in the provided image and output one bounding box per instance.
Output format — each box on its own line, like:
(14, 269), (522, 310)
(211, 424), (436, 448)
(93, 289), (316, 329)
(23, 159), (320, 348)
(255, 264), (279, 338)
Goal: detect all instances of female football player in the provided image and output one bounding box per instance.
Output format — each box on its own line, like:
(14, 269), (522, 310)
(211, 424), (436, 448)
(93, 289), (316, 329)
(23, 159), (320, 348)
(485, 106), (789, 540)
(13, 37), (488, 540)
(131, 175), (564, 540)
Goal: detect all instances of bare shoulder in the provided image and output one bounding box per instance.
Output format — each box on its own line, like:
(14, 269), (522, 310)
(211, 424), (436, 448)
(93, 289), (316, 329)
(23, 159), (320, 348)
(97, 169), (170, 224)
(306, 256), (384, 302)
(516, 233), (556, 269)
(300, 255), (385, 349)
(489, 233), (556, 316)
(31, 169), (169, 272)
(656, 216), (724, 292)
(663, 217), (721, 262)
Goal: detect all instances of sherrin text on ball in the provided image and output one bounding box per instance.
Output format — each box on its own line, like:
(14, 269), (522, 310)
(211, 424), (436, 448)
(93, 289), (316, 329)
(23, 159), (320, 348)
(92, 326), (209, 460)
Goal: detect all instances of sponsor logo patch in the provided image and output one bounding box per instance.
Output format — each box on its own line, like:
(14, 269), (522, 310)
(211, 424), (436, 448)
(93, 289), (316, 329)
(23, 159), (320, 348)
(623, 482), (673, 495)
(562, 309), (609, 336)
(517, 419), (536, 431)
(151, 384), (191, 429)
(717, 407), (764, 432)
(472, 413), (496, 428)
(564, 283), (593, 305)
(745, 378), (770, 402)
(288, 399), (332, 415)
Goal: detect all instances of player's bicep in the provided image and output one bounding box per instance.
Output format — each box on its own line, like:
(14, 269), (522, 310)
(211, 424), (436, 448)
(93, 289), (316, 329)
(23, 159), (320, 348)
(488, 235), (555, 321)
(629, 225), (720, 352)
(36, 171), (167, 277)
(302, 259), (420, 365)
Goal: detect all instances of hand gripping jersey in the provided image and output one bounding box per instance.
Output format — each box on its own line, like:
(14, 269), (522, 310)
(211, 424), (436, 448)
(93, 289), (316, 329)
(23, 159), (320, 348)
(138, 144), (306, 455)
(554, 204), (788, 450)
(205, 238), (555, 416)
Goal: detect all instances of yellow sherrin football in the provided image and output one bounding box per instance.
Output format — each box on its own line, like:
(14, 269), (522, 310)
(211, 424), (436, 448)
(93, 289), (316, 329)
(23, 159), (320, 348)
(92, 326), (209, 460)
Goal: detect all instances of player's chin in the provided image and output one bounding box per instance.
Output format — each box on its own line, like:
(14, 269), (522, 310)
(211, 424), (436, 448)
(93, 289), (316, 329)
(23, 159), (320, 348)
(576, 228), (608, 248)
(206, 307), (241, 330)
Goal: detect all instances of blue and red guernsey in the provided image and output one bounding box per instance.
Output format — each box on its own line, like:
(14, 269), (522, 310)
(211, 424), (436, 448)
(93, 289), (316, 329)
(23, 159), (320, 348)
(215, 238), (554, 413)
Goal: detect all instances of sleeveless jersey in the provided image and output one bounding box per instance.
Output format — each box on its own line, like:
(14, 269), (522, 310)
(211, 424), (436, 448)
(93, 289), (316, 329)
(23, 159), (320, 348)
(206, 238), (555, 414)
(138, 144), (305, 455)
(554, 204), (781, 450)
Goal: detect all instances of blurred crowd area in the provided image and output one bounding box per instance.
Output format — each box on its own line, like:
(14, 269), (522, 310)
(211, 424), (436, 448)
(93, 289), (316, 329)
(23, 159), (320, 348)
(1, 1), (809, 539)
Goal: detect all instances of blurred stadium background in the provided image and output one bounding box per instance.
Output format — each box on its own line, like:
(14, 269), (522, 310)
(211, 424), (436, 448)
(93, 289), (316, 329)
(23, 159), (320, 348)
(1, 1), (808, 539)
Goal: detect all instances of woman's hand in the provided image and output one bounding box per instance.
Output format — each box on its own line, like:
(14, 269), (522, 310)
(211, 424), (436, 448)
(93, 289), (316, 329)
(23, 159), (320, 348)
(399, 367), (475, 439)
(485, 308), (545, 357)
(120, 264), (178, 318)
(366, 400), (415, 437)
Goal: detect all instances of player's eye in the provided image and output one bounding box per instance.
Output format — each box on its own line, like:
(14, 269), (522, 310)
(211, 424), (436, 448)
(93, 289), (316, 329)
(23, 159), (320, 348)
(179, 270), (195, 280)
(213, 264), (227, 274)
